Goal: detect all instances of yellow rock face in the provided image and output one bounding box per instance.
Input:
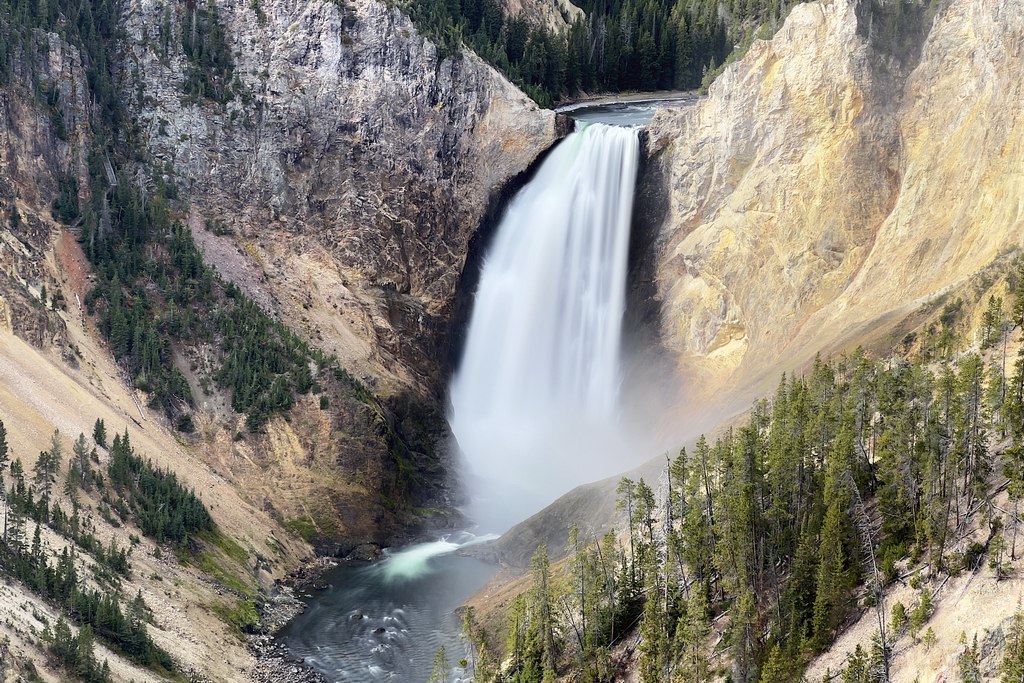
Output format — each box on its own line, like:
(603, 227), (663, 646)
(645, 0), (1024, 416)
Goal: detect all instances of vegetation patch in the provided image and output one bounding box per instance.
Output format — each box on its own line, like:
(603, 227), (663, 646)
(468, 264), (1024, 681)
(213, 599), (261, 635)
(398, 0), (802, 106)
(181, 0), (238, 104)
(285, 513), (339, 542)
(106, 430), (214, 544)
(197, 551), (255, 598)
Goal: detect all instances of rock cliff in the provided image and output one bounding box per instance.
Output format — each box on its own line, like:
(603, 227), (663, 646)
(120, 0), (561, 396)
(502, 0), (582, 30)
(101, 0), (564, 549)
(0, 36), (317, 682)
(0, 30), (89, 352)
(1, 0), (563, 562)
(643, 0), (1024, 424)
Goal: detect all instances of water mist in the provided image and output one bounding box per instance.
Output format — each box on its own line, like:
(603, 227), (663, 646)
(449, 122), (649, 532)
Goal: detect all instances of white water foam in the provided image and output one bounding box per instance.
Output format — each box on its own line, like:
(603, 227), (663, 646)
(379, 533), (501, 582)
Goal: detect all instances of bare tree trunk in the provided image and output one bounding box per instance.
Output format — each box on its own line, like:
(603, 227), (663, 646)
(845, 470), (890, 682)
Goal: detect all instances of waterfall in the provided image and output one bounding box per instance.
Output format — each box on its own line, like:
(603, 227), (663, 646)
(449, 122), (641, 530)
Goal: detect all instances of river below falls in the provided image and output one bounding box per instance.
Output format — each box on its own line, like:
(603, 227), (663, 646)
(277, 533), (497, 682)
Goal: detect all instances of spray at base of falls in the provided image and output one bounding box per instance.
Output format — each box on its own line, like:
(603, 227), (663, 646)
(449, 122), (645, 531)
(380, 532), (500, 582)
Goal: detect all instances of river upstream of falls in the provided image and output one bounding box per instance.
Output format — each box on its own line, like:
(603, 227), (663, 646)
(279, 100), (678, 682)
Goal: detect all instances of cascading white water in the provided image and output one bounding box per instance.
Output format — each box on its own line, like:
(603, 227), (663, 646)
(449, 122), (641, 530)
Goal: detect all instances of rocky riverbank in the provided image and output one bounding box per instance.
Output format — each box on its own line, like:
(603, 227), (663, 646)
(248, 558), (342, 683)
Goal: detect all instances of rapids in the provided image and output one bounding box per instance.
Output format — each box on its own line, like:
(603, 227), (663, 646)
(277, 532), (497, 681)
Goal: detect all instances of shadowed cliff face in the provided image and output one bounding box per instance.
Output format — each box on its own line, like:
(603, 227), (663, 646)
(120, 0), (560, 398)
(643, 0), (1024, 427)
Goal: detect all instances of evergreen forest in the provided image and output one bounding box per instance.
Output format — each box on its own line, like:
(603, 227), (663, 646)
(0, 423), (212, 679)
(0, 0), (380, 433)
(401, 0), (796, 105)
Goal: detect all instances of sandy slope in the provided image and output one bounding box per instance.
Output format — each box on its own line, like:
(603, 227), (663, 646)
(0, 238), (312, 680)
(806, 497), (1024, 682)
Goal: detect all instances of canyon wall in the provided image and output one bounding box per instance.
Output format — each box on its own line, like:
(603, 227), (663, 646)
(500, 0), (1024, 589)
(108, 0), (564, 547)
(643, 0), (1024, 425)
(0, 3), (561, 678)
(120, 0), (561, 395)
(0, 31), (89, 353)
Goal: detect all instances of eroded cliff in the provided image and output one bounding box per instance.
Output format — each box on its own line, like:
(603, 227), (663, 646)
(0, 30), (89, 352)
(103, 0), (564, 549)
(121, 0), (560, 395)
(643, 0), (1024, 425)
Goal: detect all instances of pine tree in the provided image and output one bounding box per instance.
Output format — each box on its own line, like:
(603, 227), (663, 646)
(982, 295), (1004, 349)
(617, 477), (637, 586)
(990, 526), (1010, 580)
(0, 418), (9, 542)
(638, 560), (668, 683)
(0, 417), (8, 479)
(1012, 267), (1024, 329)
(93, 418), (107, 448)
(28, 523), (42, 578)
(76, 624), (98, 680)
(1001, 604), (1024, 683)
(890, 601), (908, 633)
(70, 432), (91, 492)
(681, 436), (716, 603)
(461, 606), (496, 680)
(64, 459), (80, 499)
(5, 458), (26, 552)
(33, 430), (63, 502)
(957, 354), (991, 514)
(842, 644), (869, 683)
(910, 588), (933, 638)
(529, 544), (558, 681)
(505, 594), (527, 678)
(674, 588), (711, 682)
(958, 632), (981, 683)
(812, 418), (857, 650)
(50, 617), (75, 665)
(1005, 347), (1024, 440)
(812, 499), (848, 650)
(730, 590), (758, 683)
(564, 525), (590, 663)
(758, 644), (788, 683)
(428, 646), (449, 683)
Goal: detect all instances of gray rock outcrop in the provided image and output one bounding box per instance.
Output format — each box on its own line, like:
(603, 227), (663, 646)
(120, 0), (562, 394)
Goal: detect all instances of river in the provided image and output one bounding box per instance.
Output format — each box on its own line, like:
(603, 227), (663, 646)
(277, 533), (497, 681)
